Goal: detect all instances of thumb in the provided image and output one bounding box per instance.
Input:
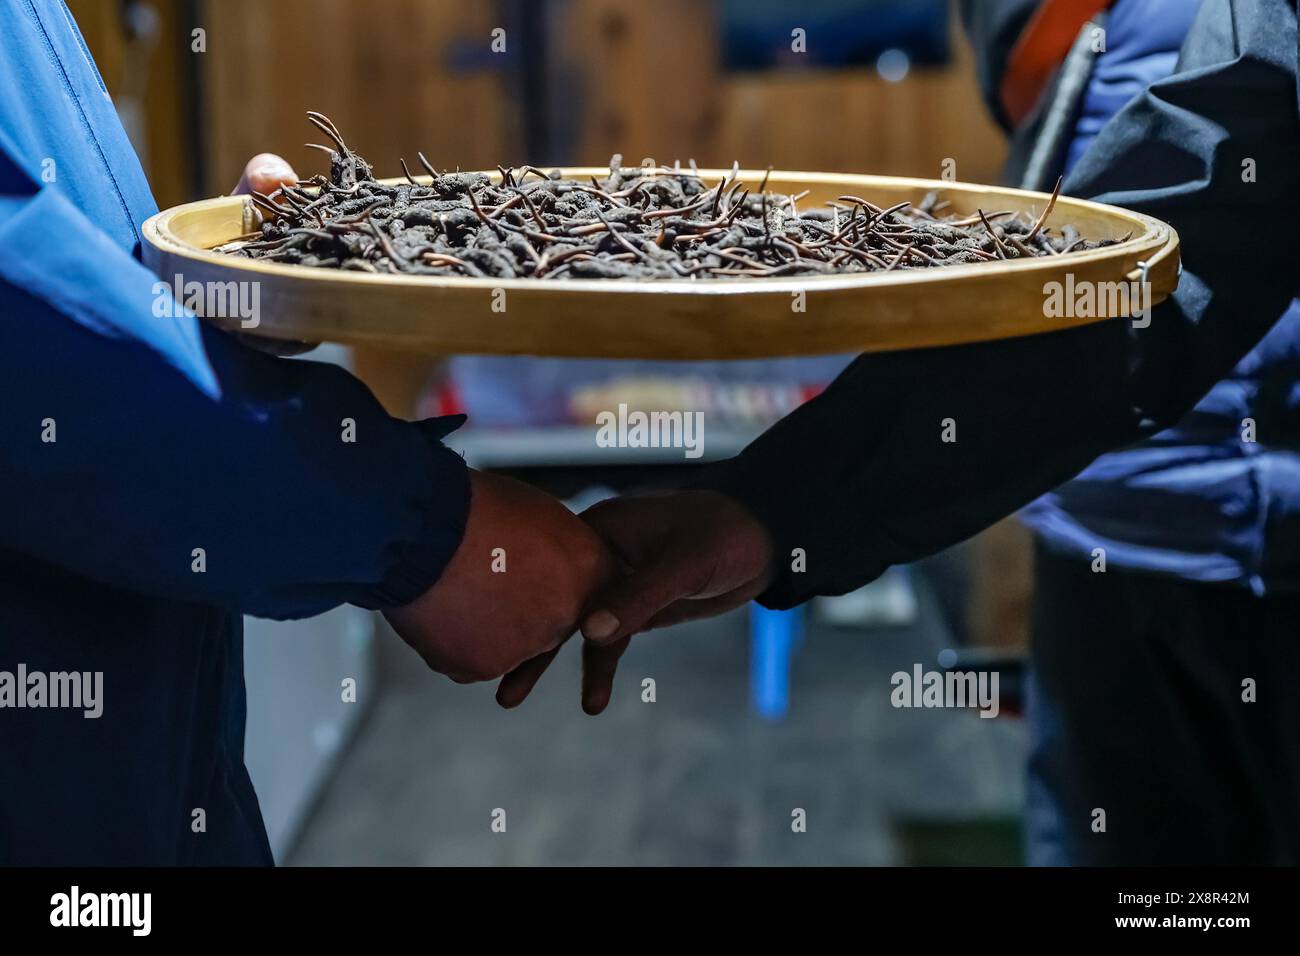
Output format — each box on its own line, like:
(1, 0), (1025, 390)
(235, 153), (298, 196)
(581, 554), (708, 646)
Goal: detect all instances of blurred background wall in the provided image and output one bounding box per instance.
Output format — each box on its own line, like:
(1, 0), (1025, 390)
(69, 0), (1006, 206)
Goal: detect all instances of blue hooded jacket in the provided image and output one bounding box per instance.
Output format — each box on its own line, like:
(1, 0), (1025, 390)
(1021, 0), (1300, 593)
(0, 0), (469, 864)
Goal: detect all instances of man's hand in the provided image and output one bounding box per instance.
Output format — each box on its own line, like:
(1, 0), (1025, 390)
(384, 470), (614, 684)
(498, 489), (777, 714)
(231, 153), (318, 355)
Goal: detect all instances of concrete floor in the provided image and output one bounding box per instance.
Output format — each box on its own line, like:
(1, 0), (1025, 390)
(287, 579), (1026, 866)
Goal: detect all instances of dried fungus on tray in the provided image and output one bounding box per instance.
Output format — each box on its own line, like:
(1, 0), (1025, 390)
(218, 112), (1120, 281)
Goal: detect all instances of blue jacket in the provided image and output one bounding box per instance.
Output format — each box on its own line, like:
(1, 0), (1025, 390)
(0, 0), (469, 864)
(1021, 0), (1300, 593)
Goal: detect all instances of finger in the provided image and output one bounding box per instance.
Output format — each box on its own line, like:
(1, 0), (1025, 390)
(581, 636), (631, 715)
(643, 587), (761, 631)
(580, 553), (708, 646)
(495, 645), (562, 709)
(234, 153), (298, 196)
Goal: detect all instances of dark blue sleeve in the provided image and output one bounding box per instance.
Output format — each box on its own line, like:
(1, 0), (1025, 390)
(710, 0), (1300, 607)
(0, 159), (469, 621)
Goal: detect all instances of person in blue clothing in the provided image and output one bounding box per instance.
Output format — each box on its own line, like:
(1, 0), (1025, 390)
(536, 0), (1300, 864)
(0, 0), (612, 865)
(982, 0), (1300, 866)
(958, 0), (1300, 865)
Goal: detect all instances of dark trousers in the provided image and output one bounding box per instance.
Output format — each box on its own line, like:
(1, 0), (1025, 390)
(1026, 543), (1300, 865)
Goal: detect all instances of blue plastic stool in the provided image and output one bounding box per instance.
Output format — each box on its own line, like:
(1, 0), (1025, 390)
(749, 603), (805, 720)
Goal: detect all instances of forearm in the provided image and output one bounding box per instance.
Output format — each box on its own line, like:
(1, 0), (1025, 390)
(709, 319), (1139, 607)
(0, 288), (469, 620)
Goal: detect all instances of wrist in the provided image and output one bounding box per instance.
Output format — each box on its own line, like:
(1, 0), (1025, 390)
(691, 458), (806, 610)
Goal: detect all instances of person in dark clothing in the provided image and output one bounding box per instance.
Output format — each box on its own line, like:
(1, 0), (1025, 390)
(522, 0), (1300, 864)
(0, 0), (611, 865)
(1029, 545), (1300, 863)
(965, 0), (1300, 865)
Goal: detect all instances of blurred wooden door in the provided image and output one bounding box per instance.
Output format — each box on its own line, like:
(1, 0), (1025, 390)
(198, 0), (517, 193)
(551, 0), (1006, 182)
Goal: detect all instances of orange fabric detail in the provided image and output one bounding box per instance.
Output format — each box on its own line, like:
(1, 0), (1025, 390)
(1001, 0), (1113, 126)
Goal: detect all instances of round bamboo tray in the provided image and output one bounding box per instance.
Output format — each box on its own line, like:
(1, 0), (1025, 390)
(142, 170), (1179, 359)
